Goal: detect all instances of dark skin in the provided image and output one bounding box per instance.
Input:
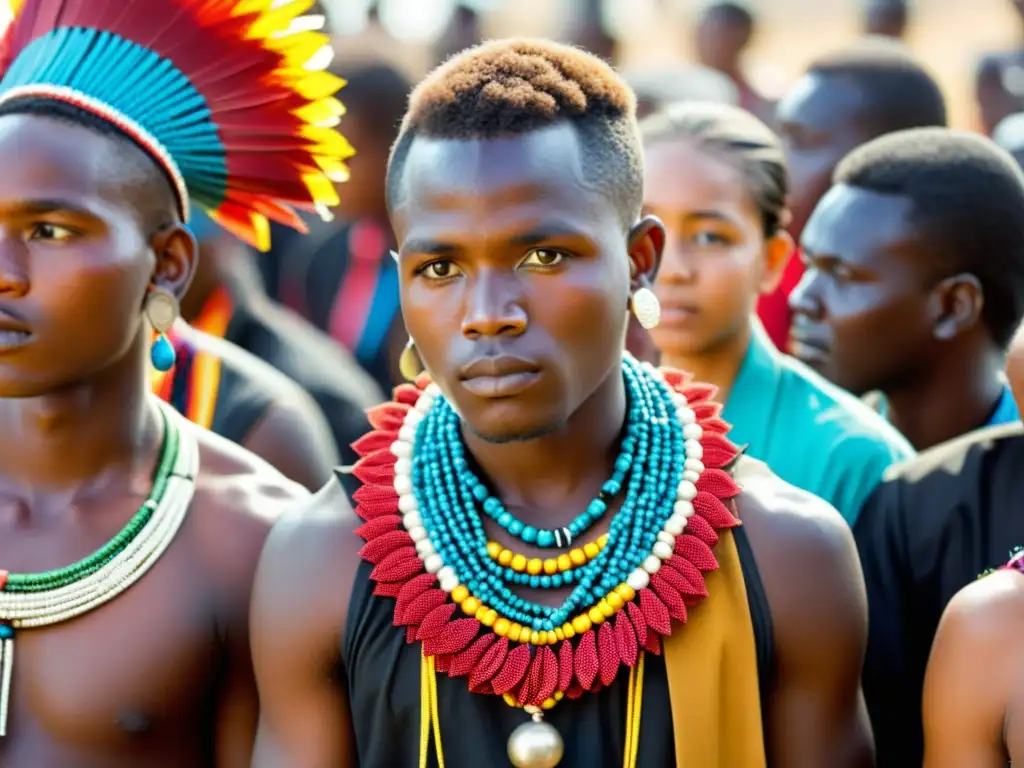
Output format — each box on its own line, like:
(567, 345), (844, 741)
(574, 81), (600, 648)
(0, 113), (305, 766)
(923, 569), (1024, 767)
(791, 183), (1001, 450)
(777, 72), (883, 241)
(250, 122), (872, 767)
(177, 235), (337, 490)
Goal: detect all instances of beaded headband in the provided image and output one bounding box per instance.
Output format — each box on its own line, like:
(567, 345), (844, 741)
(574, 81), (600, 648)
(0, 0), (353, 250)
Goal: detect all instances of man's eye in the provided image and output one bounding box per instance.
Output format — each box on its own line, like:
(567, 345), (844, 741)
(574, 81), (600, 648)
(419, 260), (462, 280)
(520, 249), (565, 268)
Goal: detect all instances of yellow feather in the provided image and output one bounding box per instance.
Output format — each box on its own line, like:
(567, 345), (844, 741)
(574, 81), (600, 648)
(264, 31), (331, 67)
(246, 0), (316, 39)
(294, 97), (345, 125)
(303, 172), (340, 207)
(233, 0), (275, 16)
(252, 214), (271, 252)
(300, 125), (355, 157)
(287, 69), (346, 101)
(316, 156), (351, 183)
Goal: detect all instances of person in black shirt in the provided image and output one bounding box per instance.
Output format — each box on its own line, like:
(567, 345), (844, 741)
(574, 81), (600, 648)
(181, 209), (384, 493)
(857, 420), (1024, 766)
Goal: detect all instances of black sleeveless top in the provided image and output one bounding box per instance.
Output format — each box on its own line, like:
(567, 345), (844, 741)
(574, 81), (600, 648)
(342, 520), (774, 767)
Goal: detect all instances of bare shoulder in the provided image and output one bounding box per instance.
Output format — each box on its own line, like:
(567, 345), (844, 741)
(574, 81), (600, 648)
(187, 421), (310, 599)
(936, 568), (1024, 660)
(732, 456), (865, 632)
(253, 475), (365, 651)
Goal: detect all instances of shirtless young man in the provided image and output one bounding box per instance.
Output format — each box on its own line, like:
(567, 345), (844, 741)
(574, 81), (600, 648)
(0, 0), (349, 764)
(251, 39), (872, 767)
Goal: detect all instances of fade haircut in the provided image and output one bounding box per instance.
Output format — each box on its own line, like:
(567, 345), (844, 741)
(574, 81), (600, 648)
(807, 37), (947, 133)
(835, 128), (1024, 349)
(641, 101), (787, 237)
(0, 97), (179, 233)
(385, 38), (643, 229)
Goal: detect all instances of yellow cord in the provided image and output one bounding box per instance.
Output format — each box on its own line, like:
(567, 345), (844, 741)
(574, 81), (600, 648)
(419, 649), (446, 768)
(623, 652), (646, 768)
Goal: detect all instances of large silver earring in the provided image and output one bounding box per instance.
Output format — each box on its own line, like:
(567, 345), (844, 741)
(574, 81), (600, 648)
(399, 337), (424, 382)
(145, 287), (179, 372)
(630, 287), (662, 330)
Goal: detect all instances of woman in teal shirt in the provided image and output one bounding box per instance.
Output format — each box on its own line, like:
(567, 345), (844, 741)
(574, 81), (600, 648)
(641, 102), (913, 524)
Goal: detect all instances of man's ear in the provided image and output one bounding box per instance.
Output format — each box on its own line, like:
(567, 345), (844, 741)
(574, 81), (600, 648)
(148, 223), (197, 300)
(627, 215), (666, 291)
(759, 229), (795, 295)
(929, 272), (984, 341)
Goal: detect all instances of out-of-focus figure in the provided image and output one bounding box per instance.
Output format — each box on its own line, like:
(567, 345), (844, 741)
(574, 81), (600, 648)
(624, 65), (739, 120)
(694, 1), (774, 126)
(975, 1), (1024, 136)
(862, 0), (908, 40)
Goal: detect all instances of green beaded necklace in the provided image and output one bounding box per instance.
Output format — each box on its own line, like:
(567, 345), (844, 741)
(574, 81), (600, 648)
(0, 401), (199, 736)
(2, 415), (179, 593)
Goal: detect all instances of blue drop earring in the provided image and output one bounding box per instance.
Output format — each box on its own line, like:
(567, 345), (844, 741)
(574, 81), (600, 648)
(145, 287), (179, 372)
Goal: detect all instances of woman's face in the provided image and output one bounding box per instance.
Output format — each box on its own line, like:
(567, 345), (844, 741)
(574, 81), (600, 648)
(642, 138), (778, 360)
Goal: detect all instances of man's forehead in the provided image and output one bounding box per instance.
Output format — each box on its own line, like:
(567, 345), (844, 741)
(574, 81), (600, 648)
(804, 184), (915, 255)
(780, 73), (867, 130)
(397, 123), (592, 207)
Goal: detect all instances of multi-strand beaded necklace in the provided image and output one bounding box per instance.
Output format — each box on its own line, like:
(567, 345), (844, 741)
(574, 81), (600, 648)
(0, 401), (198, 736)
(352, 355), (742, 768)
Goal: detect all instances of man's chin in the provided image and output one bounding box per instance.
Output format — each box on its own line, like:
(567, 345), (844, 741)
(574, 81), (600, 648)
(464, 417), (563, 445)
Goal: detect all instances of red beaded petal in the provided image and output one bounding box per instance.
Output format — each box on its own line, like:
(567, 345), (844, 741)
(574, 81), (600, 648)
(650, 571), (688, 622)
(626, 600), (648, 648)
(354, 514), (402, 541)
(693, 492), (740, 529)
(422, 618), (481, 656)
(351, 430), (396, 457)
(534, 646), (559, 705)
(353, 462), (396, 488)
(393, 384), (422, 406)
(638, 588), (672, 636)
(372, 581), (405, 598)
(681, 382), (717, 404)
(414, 603), (457, 641)
(358, 529), (414, 564)
(661, 369), (690, 389)
(574, 629), (599, 690)
(370, 547), (421, 583)
(598, 621), (620, 686)
(674, 534), (719, 571)
(700, 433), (738, 469)
(401, 588), (449, 627)
(683, 513), (720, 548)
(491, 644), (532, 695)
(393, 573), (438, 623)
(696, 467), (741, 499)
(615, 609), (639, 667)
(449, 633), (498, 677)
(557, 635), (574, 692)
(517, 650), (543, 706)
(701, 417), (731, 435)
(366, 403), (408, 432)
(665, 555), (709, 599)
(565, 681), (585, 700)
(643, 630), (663, 656)
(690, 401), (722, 422)
(470, 637), (509, 690)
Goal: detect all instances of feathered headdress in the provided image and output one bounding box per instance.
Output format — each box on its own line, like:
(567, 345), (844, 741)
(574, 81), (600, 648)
(0, 0), (352, 250)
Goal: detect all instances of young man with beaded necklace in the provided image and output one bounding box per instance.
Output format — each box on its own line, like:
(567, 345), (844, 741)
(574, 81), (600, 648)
(0, 0), (348, 762)
(252, 39), (873, 767)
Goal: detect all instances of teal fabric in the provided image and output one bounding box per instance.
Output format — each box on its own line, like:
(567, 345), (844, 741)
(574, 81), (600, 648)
(0, 28), (228, 207)
(723, 321), (915, 525)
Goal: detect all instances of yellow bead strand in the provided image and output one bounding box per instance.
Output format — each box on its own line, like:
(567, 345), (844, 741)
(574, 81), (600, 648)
(486, 534), (609, 574)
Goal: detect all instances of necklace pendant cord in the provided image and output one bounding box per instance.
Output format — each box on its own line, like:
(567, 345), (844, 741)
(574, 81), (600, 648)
(0, 631), (12, 737)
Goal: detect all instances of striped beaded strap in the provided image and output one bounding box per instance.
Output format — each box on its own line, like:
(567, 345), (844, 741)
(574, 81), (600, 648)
(0, 400), (199, 627)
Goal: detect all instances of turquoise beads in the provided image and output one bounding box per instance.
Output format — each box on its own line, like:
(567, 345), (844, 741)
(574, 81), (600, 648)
(410, 356), (687, 632)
